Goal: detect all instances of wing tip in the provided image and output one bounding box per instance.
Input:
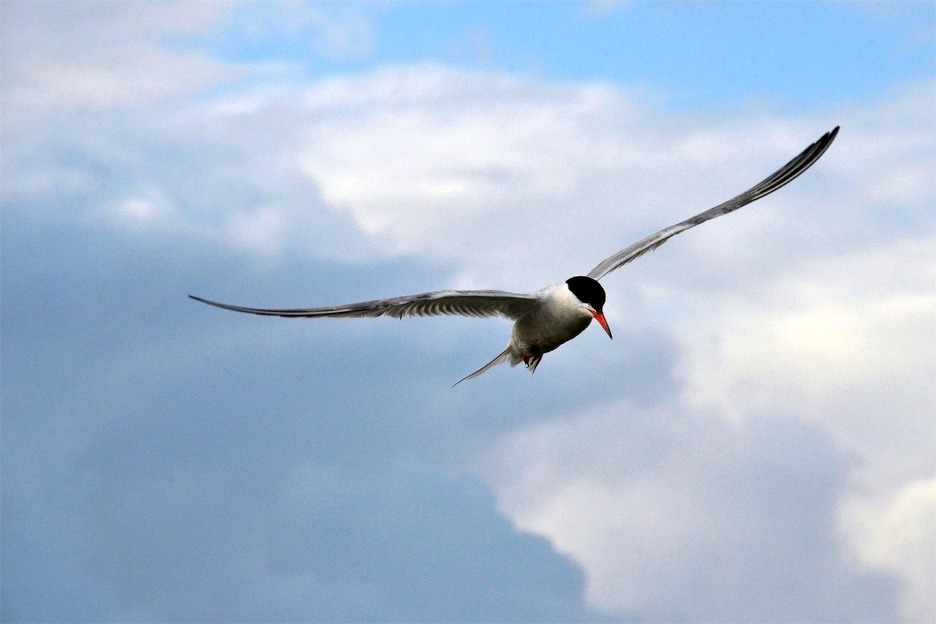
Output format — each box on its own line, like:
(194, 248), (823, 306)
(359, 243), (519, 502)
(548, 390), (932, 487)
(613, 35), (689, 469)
(188, 293), (216, 307)
(820, 124), (840, 149)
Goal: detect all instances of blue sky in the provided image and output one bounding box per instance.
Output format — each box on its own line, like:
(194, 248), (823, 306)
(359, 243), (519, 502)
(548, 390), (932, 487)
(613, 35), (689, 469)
(2, 1), (934, 622)
(207, 2), (934, 109)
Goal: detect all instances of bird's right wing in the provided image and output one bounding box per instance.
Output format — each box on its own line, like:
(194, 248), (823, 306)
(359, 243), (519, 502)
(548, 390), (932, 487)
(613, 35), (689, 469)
(189, 289), (539, 321)
(587, 126), (839, 281)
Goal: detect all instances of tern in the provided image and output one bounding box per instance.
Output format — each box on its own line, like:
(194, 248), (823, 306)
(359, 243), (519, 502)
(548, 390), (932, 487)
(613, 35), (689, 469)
(191, 126), (838, 384)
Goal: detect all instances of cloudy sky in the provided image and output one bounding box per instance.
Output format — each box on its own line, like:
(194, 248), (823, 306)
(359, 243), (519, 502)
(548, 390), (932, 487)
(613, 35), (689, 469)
(2, 1), (934, 622)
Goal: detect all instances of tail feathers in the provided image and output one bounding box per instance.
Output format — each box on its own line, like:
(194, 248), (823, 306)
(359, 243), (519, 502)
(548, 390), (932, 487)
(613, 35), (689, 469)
(453, 348), (512, 387)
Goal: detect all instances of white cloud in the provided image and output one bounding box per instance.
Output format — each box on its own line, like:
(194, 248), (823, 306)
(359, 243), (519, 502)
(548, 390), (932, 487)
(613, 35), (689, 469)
(848, 478), (936, 624)
(674, 234), (935, 468)
(4, 13), (932, 615)
(0, 1), (245, 118)
(475, 401), (902, 621)
(302, 5), (376, 61)
(101, 189), (181, 231)
(293, 65), (874, 293)
(664, 235), (935, 622)
(225, 1), (377, 62)
(295, 65), (633, 285)
(452, 83), (933, 621)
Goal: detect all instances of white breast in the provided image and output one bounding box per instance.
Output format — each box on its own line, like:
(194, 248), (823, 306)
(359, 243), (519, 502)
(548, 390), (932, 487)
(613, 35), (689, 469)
(509, 282), (592, 357)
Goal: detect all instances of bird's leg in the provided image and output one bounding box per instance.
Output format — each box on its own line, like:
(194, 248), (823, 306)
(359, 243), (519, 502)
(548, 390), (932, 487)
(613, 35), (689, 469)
(523, 353), (542, 373)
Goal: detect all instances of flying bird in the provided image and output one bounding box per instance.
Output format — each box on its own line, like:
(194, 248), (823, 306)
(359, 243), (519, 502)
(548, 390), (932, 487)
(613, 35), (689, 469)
(191, 126), (839, 384)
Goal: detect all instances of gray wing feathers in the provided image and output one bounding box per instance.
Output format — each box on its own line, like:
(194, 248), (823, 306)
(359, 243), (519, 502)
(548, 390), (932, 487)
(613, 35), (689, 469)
(587, 126), (839, 281)
(189, 290), (538, 321)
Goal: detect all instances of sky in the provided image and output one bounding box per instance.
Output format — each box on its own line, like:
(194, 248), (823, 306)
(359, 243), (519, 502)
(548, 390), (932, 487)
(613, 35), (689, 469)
(1, 1), (934, 622)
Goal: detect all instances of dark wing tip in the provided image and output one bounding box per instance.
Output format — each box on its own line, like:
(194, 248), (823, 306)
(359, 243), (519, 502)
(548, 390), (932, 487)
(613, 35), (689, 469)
(818, 125), (840, 152)
(188, 294), (260, 314)
(809, 126), (839, 161)
(189, 294), (220, 307)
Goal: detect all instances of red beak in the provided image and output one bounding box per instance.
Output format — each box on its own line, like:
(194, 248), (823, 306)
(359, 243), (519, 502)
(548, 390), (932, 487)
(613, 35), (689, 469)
(591, 310), (613, 339)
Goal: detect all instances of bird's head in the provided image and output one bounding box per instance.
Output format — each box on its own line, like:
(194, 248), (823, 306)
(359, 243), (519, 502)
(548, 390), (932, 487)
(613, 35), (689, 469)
(565, 276), (612, 339)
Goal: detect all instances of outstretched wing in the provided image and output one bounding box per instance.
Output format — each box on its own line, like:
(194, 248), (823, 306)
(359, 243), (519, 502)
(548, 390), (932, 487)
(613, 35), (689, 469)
(189, 289), (539, 321)
(587, 126), (839, 281)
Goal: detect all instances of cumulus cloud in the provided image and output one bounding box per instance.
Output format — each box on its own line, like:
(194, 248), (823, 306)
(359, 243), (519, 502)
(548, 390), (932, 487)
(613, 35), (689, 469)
(2, 3), (933, 621)
(853, 478), (936, 623)
(476, 403), (902, 622)
(0, 216), (595, 621)
(0, 1), (242, 117)
(467, 85), (934, 621)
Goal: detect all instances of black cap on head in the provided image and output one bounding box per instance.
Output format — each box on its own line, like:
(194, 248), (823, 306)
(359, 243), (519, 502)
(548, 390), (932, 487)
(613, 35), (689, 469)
(566, 276), (606, 311)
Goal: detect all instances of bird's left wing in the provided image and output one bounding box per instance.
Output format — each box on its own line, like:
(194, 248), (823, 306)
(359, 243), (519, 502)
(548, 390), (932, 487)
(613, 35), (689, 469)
(189, 289), (539, 321)
(587, 126), (839, 281)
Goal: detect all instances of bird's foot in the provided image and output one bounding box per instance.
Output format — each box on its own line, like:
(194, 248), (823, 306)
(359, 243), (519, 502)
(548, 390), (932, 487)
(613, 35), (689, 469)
(522, 354), (542, 373)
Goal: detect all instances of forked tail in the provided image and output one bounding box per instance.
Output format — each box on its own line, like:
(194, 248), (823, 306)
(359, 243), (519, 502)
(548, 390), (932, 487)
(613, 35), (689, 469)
(453, 348), (512, 387)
